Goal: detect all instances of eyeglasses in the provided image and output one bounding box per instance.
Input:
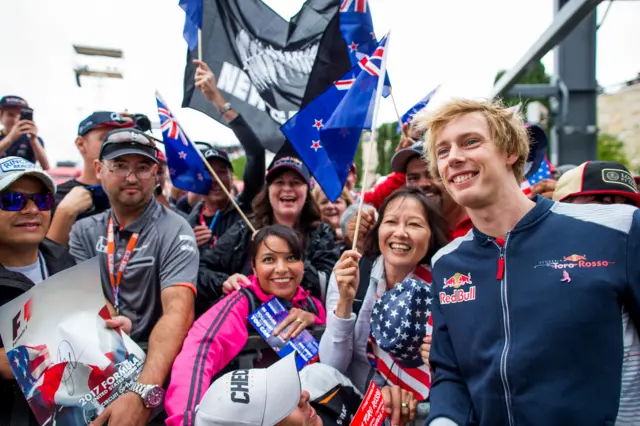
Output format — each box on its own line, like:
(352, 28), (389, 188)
(105, 162), (155, 180)
(0, 192), (55, 211)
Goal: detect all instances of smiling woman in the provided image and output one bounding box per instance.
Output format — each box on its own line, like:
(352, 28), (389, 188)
(196, 156), (341, 315)
(319, 188), (448, 421)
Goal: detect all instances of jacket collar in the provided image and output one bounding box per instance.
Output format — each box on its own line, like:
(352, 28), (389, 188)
(244, 275), (313, 305)
(109, 198), (160, 233)
(472, 195), (555, 243)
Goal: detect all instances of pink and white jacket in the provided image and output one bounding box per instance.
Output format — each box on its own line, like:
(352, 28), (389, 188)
(165, 276), (326, 426)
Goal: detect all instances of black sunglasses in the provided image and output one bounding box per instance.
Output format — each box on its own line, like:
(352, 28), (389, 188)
(0, 192), (55, 211)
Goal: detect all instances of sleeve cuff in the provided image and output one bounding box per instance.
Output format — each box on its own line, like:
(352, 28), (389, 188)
(326, 310), (356, 336)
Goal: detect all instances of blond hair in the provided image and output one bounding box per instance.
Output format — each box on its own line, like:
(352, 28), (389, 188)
(414, 98), (530, 182)
(311, 185), (354, 207)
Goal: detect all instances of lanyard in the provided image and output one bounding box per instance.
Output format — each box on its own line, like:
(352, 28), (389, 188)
(107, 217), (139, 315)
(37, 251), (48, 282)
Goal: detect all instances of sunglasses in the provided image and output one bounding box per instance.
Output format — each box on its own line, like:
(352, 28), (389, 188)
(0, 192), (55, 211)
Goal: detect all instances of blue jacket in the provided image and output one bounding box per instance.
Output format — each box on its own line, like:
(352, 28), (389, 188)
(428, 196), (640, 426)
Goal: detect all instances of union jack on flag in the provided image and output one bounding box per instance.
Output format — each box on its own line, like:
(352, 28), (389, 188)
(340, 0), (367, 12)
(156, 92), (212, 195)
(358, 44), (385, 77)
(158, 106), (189, 147)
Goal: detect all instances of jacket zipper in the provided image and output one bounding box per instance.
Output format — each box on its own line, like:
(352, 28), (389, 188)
(494, 234), (515, 426)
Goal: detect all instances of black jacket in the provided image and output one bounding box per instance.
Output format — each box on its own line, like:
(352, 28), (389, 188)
(196, 220), (340, 316)
(186, 113), (265, 248)
(0, 239), (76, 426)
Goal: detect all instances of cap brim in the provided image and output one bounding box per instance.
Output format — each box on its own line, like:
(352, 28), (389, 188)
(205, 156), (233, 171)
(102, 148), (158, 163)
(263, 353), (301, 425)
(558, 189), (640, 207)
(0, 170), (56, 194)
(267, 165), (309, 184)
(391, 148), (421, 173)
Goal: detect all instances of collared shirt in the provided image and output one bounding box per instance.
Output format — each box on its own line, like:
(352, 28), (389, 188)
(69, 198), (198, 345)
(449, 216), (472, 241)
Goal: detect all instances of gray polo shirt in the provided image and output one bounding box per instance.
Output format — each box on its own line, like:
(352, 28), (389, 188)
(69, 199), (198, 345)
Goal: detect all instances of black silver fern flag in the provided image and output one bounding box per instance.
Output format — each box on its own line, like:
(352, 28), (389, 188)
(182, 0), (340, 153)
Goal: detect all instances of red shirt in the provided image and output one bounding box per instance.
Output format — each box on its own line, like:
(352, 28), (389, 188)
(449, 216), (472, 241)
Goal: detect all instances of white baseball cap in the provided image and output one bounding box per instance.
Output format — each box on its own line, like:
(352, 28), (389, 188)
(0, 156), (56, 193)
(195, 353), (301, 426)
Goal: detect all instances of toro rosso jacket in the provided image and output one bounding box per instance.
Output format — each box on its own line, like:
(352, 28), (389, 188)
(428, 196), (640, 426)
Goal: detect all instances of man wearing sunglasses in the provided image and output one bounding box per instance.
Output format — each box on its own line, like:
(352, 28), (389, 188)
(0, 156), (76, 425)
(69, 129), (197, 426)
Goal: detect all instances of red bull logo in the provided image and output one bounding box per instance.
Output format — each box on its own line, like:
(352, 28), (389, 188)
(440, 287), (476, 305)
(443, 272), (472, 289)
(563, 254), (587, 262)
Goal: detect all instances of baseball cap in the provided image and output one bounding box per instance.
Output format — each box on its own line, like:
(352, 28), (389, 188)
(370, 276), (431, 368)
(553, 161), (640, 207)
(390, 141), (424, 173)
(0, 157), (56, 194)
(99, 128), (159, 163)
(202, 147), (233, 170)
(266, 156), (311, 185)
(0, 96), (28, 110)
(78, 111), (135, 136)
(194, 353), (301, 426)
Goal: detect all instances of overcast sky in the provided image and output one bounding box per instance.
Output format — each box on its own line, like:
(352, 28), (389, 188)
(0, 0), (637, 166)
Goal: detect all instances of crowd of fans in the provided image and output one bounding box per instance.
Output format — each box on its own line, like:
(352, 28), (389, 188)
(0, 58), (639, 426)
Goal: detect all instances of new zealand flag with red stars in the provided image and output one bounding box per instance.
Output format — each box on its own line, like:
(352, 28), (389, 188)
(281, 34), (389, 201)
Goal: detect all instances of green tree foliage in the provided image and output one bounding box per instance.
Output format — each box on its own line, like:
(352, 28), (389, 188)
(375, 122), (401, 176)
(597, 133), (630, 167)
(231, 155), (246, 180)
(494, 61), (551, 115)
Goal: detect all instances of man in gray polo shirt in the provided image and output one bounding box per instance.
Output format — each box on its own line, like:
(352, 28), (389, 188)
(69, 128), (197, 426)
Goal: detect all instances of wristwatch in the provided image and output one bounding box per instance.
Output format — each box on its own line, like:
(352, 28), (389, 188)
(219, 102), (233, 114)
(130, 382), (165, 408)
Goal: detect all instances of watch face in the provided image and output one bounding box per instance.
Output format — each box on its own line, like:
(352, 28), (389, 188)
(145, 386), (165, 408)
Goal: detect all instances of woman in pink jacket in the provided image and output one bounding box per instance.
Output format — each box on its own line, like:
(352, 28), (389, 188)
(165, 225), (326, 426)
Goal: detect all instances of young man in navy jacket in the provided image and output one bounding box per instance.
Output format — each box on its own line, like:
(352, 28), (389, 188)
(417, 99), (640, 426)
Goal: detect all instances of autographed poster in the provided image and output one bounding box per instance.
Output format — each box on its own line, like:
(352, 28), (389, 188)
(248, 297), (319, 370)
(0, 259), (145, 425)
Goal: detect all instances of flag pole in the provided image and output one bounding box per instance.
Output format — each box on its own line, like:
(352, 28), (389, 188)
(352, 32), (392, 252)
(194, 147), (256, 234)
(198, 29), (203, 61)
(389, 91), (403, 128)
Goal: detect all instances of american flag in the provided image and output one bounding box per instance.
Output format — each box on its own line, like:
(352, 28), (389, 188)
(368, 276), (432, 401)
(7, 344), (51, 398)
(521, 156), (552, 195)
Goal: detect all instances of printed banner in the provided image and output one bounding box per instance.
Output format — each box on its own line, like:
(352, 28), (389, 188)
(350, 381), (388, 426)
(248, 297), (319, 370)
(0, 259), (145, 425)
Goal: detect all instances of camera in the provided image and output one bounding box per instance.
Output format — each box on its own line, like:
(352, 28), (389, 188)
(129, 114), (152, 133)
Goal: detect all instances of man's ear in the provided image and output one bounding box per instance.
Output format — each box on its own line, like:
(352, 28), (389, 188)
(93, 159), (103, 182)
(75, 136), (86, 155)
(505, 152), (519, 167)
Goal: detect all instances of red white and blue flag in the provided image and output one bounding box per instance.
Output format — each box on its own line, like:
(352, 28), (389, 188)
(156, 92), (212, 195)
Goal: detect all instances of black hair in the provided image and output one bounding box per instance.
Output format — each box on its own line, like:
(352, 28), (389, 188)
(364, 187), (449, 265)
(250, 224), (306, 266)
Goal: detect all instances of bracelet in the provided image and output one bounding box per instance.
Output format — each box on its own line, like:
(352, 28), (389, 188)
(219, 102), (232, 114)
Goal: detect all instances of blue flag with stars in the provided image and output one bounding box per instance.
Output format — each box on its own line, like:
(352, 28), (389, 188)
(281, 35), (389, 202)
(339, 0), (391, 96)
(397, 85), (439, 133)
(156, 92), (212, 195)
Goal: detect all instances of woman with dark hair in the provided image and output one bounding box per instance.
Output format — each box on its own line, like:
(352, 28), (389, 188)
(319, 188), (448, 423)
(165, 224), (326, 426)
(197, 157), (340, 314)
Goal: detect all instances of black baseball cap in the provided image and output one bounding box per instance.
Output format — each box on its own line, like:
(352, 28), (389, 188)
(266, 156), (311, 185)
(78, 111), (135, 136)
(390, 141), (424, 173)
(202, 147), (233, 171)
(99, 128), (159, 163)
(0, 96), (28, 109)
(553, 161), (640, 207)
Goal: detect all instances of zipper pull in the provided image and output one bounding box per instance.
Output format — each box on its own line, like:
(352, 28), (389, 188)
(497, 255), (505, 280)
